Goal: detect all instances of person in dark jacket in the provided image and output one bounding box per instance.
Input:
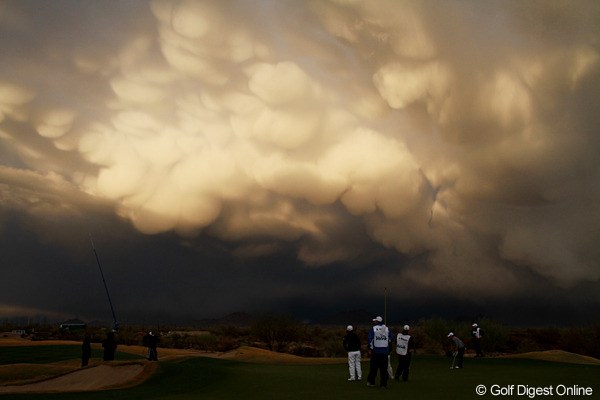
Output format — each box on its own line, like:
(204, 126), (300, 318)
(102, 331), (117, 361)
(342, 325), (362, 381)
(144, 331), (159, 361)
(81, 334), (92, 367)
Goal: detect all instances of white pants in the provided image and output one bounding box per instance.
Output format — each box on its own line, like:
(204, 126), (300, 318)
(348, 351), (362, 380)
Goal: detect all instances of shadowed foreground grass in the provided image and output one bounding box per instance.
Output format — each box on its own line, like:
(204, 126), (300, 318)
(1, 355), (598, 400)
(0, 345), (142, 366)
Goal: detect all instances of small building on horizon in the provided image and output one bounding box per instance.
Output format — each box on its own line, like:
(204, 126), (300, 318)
(60, 318), (86, 330)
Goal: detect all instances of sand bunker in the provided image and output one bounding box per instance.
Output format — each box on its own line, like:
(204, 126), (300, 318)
(0, 344), (345, 393)
(0, 362), (151, 394)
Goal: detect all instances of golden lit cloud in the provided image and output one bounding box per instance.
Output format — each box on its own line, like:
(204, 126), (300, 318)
(1, 0), (599, 315)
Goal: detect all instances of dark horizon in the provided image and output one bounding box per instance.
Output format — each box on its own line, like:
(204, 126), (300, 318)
(4, 297), (599, 330)
(1, 1), (599, 329)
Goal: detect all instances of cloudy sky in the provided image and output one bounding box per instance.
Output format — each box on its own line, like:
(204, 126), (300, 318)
(1, 0), (599, 327)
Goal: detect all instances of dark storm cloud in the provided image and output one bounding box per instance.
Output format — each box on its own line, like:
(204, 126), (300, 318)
(1, 0), (599, 325)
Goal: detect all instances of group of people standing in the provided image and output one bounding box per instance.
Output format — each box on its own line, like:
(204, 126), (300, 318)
(343, 316), (484, 388)
(80, 330), (160, 367)
(81, 331), (118, 367)
(343, 316), (415, 388)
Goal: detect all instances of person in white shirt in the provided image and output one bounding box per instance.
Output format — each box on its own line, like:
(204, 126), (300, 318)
(342, 325), (362, 381)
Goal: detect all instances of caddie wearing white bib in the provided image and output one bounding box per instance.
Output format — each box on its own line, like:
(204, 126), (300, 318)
(394, 325), (414, 381)
(471, 323), (484, 357)
(366, 316), (391, 388)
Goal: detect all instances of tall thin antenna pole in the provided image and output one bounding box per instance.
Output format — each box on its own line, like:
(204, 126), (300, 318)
(90, 234), (119, 332)
(384, 287), (388, 325)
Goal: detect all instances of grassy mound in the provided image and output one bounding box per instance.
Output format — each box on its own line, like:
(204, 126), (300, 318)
(503, 349), (600, 365)
(216, 346), (346, 364)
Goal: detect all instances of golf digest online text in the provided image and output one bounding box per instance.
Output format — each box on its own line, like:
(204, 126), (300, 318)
(475, 384), (594, 398)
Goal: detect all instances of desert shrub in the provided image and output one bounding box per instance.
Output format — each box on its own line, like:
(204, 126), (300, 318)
(516, 338), (543, 353)
(406, 325), (438, 354)
(288, 342), (322, 357)
(251, 315), (301, 352)
(159, 332), (219, 351)
(213, 325), (251, 338)
(415, 317), (455, 354)
(559, 325), (600, 359)
(320, 334), (347, 357)
(215, 337), (239, 352)
(160, 332), (185, 349)
(189, 333), (218, 351)
(111, 326), (142, 346)
(475, 318), (509, 353)
(525, 328), (561, 350)
(310, 325), (324, 338)
(300, 326), (346, 357)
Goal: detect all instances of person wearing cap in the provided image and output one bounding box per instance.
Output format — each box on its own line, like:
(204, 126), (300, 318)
(143, 331), (159, 361)
(394, 325), (415, 381)
(471, 323), (484, 357)
(448, 332), (465, 368)
(342, 325), (362, 381)
(366, 316), (391, 388)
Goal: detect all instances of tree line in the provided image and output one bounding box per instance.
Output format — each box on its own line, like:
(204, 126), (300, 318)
(4, 316), (599, 359)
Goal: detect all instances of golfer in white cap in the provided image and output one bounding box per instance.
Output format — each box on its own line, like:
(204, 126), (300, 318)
(342, 325), (362, 381)
(448, 332), (465, 369)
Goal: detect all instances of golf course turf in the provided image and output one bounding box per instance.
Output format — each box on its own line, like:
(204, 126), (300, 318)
(1, 346), (598, 400)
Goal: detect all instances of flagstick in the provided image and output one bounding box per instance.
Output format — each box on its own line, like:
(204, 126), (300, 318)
(90, 234), (119, 332)
(384, 287), (387, 325)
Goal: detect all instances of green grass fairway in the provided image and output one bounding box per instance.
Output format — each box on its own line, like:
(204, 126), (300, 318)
(1, 355), (598, 399)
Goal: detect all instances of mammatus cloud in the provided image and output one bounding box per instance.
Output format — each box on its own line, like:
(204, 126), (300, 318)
(1, 0), (599, 313)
